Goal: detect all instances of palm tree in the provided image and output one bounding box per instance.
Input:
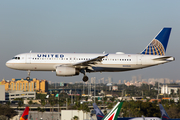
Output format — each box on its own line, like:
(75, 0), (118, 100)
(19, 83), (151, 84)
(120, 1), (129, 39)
(73, 116), (79, 120)
(49, 98), (55, 120)
(40, 99), (46, 118)
(28, 100), (33, 120)
(18, 101), (23, 111)
(103, 96), (107, 110)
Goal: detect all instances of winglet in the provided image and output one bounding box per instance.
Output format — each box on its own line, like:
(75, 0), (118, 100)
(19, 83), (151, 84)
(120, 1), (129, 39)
(20, 106), (29, 120)
(102, 102), (123, 120)
(159, 104), (170, 120)
(141, 28), (172, 56)
(105, 53), (109, 57)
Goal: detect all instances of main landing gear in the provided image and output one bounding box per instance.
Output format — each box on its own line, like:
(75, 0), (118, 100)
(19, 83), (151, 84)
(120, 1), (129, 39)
(83, 75), (88, 82)
(26, 70), (31, 80)
(81, 69), (89, 82)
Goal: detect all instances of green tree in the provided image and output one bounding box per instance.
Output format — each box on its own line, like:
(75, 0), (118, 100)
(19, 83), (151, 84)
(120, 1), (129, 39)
(28, 100), (33, 111)
(73, 116), (79, 120)
(0, 105), (17, 119)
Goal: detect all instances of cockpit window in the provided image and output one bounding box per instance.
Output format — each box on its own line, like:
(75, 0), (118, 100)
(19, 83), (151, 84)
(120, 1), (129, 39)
(12, 57), (20, 60)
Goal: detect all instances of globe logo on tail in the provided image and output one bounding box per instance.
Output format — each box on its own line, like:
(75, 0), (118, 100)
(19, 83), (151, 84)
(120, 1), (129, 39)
(141, 39), (165, 56)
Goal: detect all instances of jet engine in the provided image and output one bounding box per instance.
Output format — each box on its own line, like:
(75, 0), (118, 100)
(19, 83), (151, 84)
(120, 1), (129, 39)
(56, 66), (79, 76)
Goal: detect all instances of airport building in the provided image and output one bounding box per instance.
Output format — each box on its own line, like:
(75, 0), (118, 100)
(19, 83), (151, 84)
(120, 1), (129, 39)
(161, 84), (180, 94)
(0, 78), (48, 94)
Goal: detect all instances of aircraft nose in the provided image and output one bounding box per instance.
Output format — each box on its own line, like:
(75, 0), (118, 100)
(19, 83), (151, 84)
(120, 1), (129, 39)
(6, 60), (13, 68)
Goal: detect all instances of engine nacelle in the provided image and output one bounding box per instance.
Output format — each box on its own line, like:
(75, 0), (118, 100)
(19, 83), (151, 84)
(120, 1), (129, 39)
(56, 66), (79, 76)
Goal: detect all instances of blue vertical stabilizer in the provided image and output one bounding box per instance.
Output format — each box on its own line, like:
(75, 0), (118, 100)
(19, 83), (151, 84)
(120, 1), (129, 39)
(159, 104), (170, 120)
(93, 103), (105, 120)
(141, 28), (171, 56)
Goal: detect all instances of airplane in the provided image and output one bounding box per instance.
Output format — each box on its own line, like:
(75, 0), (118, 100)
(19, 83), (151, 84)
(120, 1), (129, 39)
(20, 106), (29, 120)
(6, 28), (174, 82)
(93, 102), (123, 120)
(93, 103), (161, 120)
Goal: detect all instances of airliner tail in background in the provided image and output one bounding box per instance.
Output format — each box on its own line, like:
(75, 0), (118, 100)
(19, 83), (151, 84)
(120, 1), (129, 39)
(102, 102), (123, 120)
(20, 106), (29, 120)
(159, 104), (170, 120)
(93, 103), (105, 120)
(141, 28), (171, 56)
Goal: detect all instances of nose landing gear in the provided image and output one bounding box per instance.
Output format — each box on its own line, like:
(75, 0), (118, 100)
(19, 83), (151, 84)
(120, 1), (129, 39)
(26, 70), (31, 80)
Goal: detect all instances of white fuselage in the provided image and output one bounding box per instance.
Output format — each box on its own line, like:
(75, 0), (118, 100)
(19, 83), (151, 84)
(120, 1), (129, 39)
(119, 117), (161, 120)
(6, 52), (174, 72)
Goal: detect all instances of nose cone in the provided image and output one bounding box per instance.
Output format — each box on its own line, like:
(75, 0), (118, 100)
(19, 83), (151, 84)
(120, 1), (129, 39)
(6, 60), (13, 68)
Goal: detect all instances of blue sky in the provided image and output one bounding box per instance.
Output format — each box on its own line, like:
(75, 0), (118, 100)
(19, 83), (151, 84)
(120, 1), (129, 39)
(0, 1), (180, 83)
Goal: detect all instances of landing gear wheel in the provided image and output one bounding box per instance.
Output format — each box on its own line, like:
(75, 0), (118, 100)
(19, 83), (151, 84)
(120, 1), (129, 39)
(26, 77), (30, 80)
(26, 70), (31, 80)
(83, 76), (88, 82)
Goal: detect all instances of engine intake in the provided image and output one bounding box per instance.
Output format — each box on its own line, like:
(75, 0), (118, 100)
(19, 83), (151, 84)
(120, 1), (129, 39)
(56, 66), (79, 76)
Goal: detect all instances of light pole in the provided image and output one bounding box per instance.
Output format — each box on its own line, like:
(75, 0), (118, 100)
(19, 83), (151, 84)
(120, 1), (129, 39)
(58, 94), (60, 120)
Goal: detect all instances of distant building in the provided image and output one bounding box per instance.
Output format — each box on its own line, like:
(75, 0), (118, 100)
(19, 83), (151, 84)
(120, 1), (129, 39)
(112, 86), (118, 91)
(118, 97), (132, 101)
(118, 80), (121, 84)
(61, 110), (90, 120)
(125, 81), (131, 86)
(0, 78), (48, 94)
(132, 96), (143, 101)
(149, 99), (161, 103)
(7, 90), (36, 101)
(0, 85), (5, 100)
(161, 84), (180, 94)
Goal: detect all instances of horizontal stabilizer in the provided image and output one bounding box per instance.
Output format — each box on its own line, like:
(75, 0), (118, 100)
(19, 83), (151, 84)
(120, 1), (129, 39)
(153, 56), (175, 61)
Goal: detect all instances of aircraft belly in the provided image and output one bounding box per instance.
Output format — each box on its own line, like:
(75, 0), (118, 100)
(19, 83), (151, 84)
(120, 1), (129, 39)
(11, 63), (55, 71)
(90, 64), (151, 72)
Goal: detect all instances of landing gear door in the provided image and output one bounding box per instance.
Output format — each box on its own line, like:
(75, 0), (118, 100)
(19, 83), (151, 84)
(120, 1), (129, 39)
(26, 54), (31, 64)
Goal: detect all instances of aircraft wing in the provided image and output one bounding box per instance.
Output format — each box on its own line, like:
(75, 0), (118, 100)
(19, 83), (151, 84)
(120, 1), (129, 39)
(73, 54), (109, 67)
